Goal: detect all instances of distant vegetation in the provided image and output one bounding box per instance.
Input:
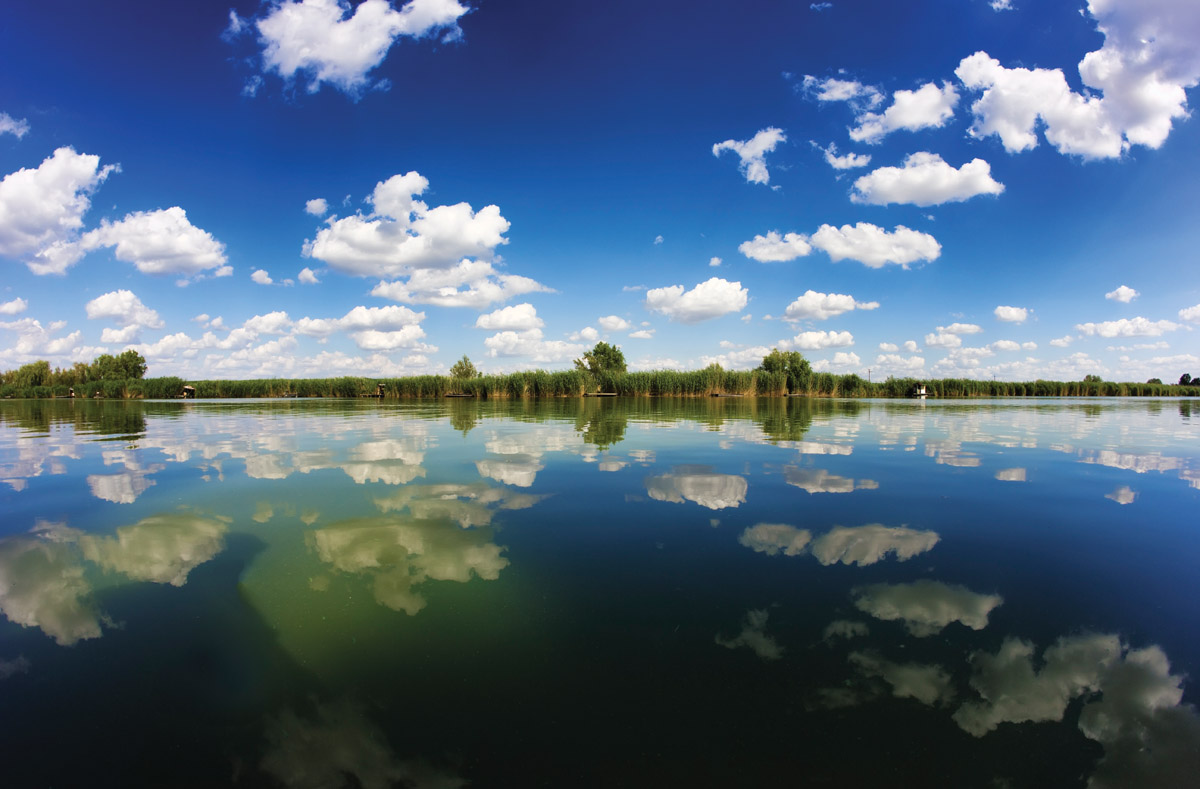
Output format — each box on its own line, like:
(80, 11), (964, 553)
(2, 345), (1199, 399)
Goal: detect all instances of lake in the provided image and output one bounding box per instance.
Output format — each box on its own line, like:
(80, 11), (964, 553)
(1, 397), (1198, 787)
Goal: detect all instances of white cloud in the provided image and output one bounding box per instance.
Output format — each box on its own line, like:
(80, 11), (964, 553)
(850, 651), (955, 707)
(305, 171), (510, 278)
(739, 523), (812, 556)
(851, 152), (1004, 206)
(939, 322), (983, 335)
(712, 127), (787, 185)
(349, 326), (428, 351)
(709, 256), (722, 267)
(483, 328), (584, 362)
(698, 344), (774, 371)
(716, 609), (784, 661)
(85, 290), (164, 330)
(802, 75), (883, 108)
(475, 303), (543, 331)
(1180, 303), (1200, 322)
(305, 197), (328, 216)
(0, 147), (119, 274)
(811, 525), (939, 566)
(738, 230), (812, 262)
(598, 315), (631, 331)
(0, 113), (30, 139)
(248, 0), (470, 97)
(879, 342), (898, 352)
(298, 266), (320, 284)
(645, 277), (748, 324)
(810, 222), (941, 268)
(990, 0), (1012, 10)
(628, 329), (654, 339)
(569, 326), (599, 342)
(1076, 316), (1180, 337)
(784, 330), (854, 350)
(1106, 284), (1139, 303)
(783, 290), (879, 322)
(991, 340), (1020, 352)
(369, 258), (550, 309)
(646, 467), (748, 510)
(957, 2), (1200, 159)
(76, 207), (228, 278)
(251, 269), (273, 285)
(820, 143), (871, 170)
(0, 297), (28, 315)
(994, 305), (1028, 323)
(873, 353), (926, 374)
(653, 235), (663, 245)
(850, 82), (959, 143)
(853, 579), (1003, 637)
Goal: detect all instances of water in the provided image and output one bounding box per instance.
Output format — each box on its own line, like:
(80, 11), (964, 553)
(1, 397), (1198, 787)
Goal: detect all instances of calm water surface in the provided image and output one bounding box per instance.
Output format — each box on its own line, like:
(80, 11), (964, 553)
(1, 397), (1198, 787)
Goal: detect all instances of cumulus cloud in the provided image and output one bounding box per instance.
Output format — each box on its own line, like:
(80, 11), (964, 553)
(1105, 284), (1139, 303)
(850, 651), (956, 707)
(738, 231), (812, 262)
(482, 328), (583, 362)
(850, 82), (959, 143)
(306, 172), (511, 280)
(709, 256), (722, 267)
(873, 353), (926, 375)
(298, 266), (320, 284)
(994, 305), (1028, 323)
(645, 277), (748, 323)
(251, 269), (273, 285)
(73, 207), (228, 279)
(628, 329), (654, 339)
(810, 222), (941, 268)
(783, 329), (854, 350)
(0, 147), (119, 274)
(474, 302), (543, 331)
(85, 290), (164, 337)
(1179, 303), (1200, 323)
(0, 297), (28, 315)
(716, 609), (784, 661)
(810, 525), (939, 566)
(783, 290), (879, 322)
(739, 523), (812, 556)
(646, 466), (748, 510)
(851, 152), (1004, 206)
(802, 75), (883, 108)
(939, 322), (983, 335)
(820, 142), (871, 170)
(1076, 316), (1180, 337)
(570, 326), (599, 342)
(957, 2), (1200, 159)
(0, 112), (30, 138)
(79, 514), (227, 587)
(853, 579), (1003, 637)
(243, 0), (470, 97)
(598, 315), (631, 331)
(785, 467), (878, 494)
(305, 197), (329, 216)
(371, 259), (550, 309)
(712, 127), (787, 185)
(990, 0), (1012, 11)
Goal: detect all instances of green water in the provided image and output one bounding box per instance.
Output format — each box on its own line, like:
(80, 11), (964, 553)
(1, 397), (1198, 787)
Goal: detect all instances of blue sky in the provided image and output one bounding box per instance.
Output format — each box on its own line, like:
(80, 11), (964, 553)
(1, 0), (1198, 381)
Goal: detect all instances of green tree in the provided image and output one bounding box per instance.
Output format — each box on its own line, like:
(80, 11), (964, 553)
(116, 349), (147, 379)
(1083, 374), (1103, 383)
(574, 342), (627, 375)
(1146, 378), (1163, 385)
(13, 360), (51, 389)
(758, 348), (812, 394)
(449, 355), (479, 379)
(1180, 373), (1193, 386)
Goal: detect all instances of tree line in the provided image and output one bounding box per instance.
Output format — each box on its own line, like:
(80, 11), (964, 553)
(3, 345), (1199, 399)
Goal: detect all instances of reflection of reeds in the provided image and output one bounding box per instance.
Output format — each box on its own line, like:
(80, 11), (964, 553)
(3, 372), (1199, 400)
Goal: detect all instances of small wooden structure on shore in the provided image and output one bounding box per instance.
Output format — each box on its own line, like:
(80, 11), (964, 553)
(584, 392), (617, 397)
(181, 385), (196, 399)
(361, 383), (386, 398)
(912, 383), (928, 399)
(445, 393), (475, 398)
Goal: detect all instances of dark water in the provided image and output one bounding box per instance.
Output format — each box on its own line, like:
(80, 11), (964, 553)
(1, 397), (1198, 788)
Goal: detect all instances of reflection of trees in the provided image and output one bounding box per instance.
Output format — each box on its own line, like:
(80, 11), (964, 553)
(755, 398), (814, 444)
(447, 398), (480, 436)
(0, 399), (153, 438)
(574, 399), (628, 449)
